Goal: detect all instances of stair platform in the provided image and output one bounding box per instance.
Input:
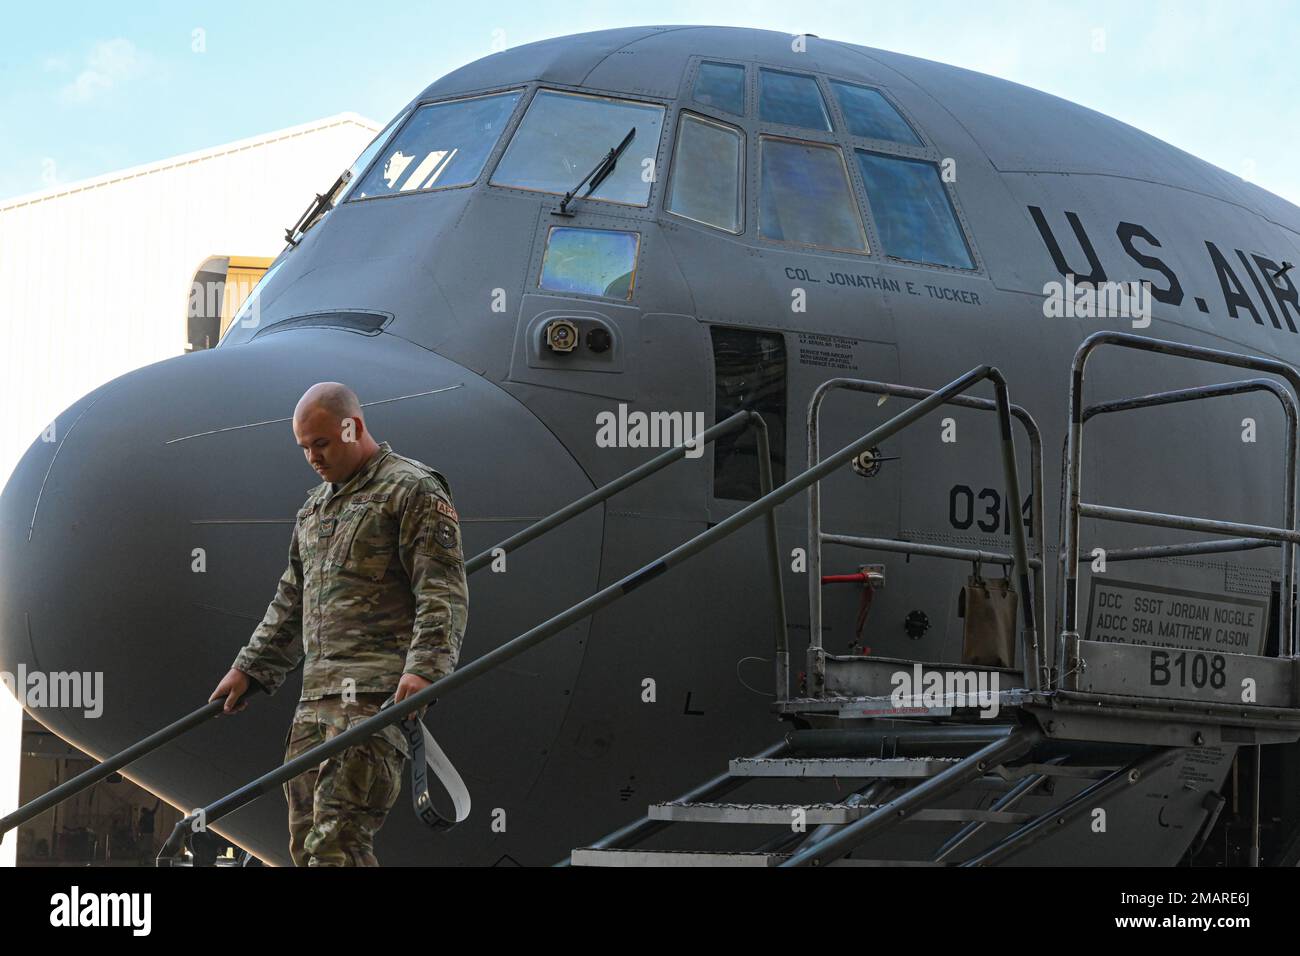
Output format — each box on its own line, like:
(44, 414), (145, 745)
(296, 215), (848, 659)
(817, 653), (1025, 705)
(776, 692), (1029, 721)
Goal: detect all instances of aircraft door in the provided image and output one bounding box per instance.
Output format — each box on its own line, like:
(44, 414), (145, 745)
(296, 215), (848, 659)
(705, 325), (902, 658)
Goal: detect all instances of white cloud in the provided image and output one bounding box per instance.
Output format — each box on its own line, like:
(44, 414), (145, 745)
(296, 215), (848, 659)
(60, 38), (141, 104)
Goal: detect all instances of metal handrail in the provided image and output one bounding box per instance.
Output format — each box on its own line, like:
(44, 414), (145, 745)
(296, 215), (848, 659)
(464, 408), (789, 701)
(157, 363), (1010, 863)
(1061, 333), (1300, 679)
(466, 409), (766, 572)
(0, 689), (260, 841)
(1, 410), (780, 850)
(807, 378), (1044, 692)
(959, 746), (1180, 867)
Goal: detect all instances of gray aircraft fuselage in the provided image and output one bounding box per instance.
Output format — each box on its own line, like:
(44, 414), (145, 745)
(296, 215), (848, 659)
(2, 25), (1298, 866)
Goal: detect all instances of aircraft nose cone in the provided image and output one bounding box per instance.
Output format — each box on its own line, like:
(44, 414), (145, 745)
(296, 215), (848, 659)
(0, 330), (601, 863)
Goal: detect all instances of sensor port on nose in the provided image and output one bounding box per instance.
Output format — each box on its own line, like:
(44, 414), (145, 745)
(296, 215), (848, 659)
(544, 318), (580, 353)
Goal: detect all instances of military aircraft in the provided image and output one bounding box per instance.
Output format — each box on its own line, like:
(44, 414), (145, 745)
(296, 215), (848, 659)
(3, 24), (1299, 867)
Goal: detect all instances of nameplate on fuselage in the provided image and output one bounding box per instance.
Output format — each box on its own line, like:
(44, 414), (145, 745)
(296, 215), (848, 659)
(1085, 578), (1268, 655)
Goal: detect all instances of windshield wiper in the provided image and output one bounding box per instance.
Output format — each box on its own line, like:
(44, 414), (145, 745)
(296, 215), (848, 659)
(284, 168), (353, 246)
(553, 126), (637, 218)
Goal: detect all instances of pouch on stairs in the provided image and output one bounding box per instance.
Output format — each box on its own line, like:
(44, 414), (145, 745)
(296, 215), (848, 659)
(958, 571), (1017, 668)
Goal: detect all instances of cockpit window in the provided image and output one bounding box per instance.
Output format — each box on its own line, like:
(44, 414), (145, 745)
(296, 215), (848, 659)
(855, 151), (973, 269)
(491, 90), (665, 206)
(665, 112), (743, 233)
(829, 80), (922, 146)
(759, 69), (832, 131)
(539, 227), (640, 300)
(348, 90), (520, 200)
(693, 62), (745, 116)
(760, 137), (866, 252)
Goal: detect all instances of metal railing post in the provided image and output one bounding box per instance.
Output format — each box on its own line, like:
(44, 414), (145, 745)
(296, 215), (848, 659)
(750, 412), (790, 702)
(992, 374), (1042, 692)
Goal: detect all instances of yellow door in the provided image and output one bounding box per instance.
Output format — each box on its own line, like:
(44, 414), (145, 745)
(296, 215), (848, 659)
(218, 256), (274, 338)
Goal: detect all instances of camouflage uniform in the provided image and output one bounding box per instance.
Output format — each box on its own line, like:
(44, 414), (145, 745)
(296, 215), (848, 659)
(231, 441), (469, 866)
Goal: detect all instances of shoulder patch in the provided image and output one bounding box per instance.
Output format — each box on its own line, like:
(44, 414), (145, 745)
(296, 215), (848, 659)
(434, 519), (458, 550)
(435, 498), (459, 523)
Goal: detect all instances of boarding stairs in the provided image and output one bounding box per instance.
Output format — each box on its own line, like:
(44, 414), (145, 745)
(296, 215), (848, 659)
(5, 334), (1300, 867)
(567, 726), (1181, 866)
(570, 332), (1300, 866)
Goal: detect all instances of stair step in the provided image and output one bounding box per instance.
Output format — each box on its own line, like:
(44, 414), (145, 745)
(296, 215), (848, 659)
(648, 801), (1031, 825)
(831, 858), (948, 866)
(571, 847), (789, 867)
(570, 846), (947, 867)
(729, 756), (961, 779)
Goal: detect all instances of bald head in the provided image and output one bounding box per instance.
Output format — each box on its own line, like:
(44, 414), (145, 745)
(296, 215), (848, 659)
(295, 381), (361, 423)
(292, 382), (380, 484)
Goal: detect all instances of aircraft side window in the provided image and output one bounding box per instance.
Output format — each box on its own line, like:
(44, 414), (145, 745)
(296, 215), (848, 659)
(759, 69), (832, 131)
(335, 107), (413, 204)
(759, 137), (867, 253)
(711, 326), (786, 502)
(665, 112), (744, 233)
(538, 226), (640, 300)
(491, 90), (665, 206)
(855, 151), (974, 269)
(828, 80), (922, 147)
(349, 91), (521, 200)
(693, 61), (745, 116)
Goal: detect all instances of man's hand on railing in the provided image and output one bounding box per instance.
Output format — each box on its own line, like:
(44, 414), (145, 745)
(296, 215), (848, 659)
(394, 672), (433, 720)
(210, 668), (253, 715)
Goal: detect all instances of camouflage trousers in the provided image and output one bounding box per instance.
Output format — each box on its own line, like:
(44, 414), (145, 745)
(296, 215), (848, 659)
(282, 693), (406, 866)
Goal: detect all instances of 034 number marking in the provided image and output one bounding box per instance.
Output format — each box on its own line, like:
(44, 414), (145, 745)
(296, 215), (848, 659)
(948, 485), (1033, 537)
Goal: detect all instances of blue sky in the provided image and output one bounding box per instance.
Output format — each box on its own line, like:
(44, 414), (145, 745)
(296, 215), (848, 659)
(1, 0), (1296, 204)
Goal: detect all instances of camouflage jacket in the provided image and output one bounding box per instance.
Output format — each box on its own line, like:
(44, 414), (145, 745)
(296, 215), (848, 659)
(233, 441), (469, 718)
